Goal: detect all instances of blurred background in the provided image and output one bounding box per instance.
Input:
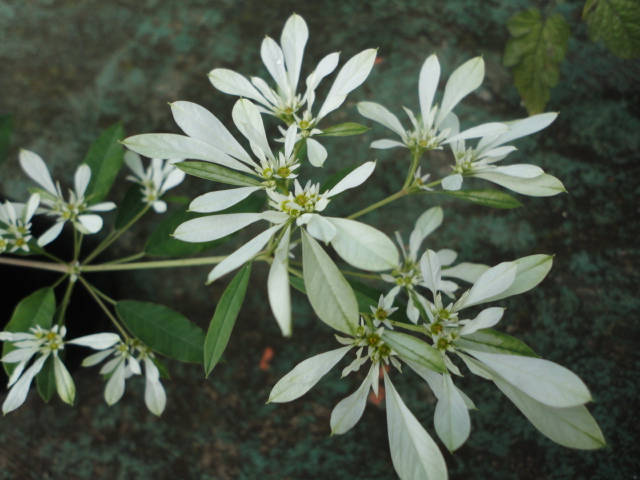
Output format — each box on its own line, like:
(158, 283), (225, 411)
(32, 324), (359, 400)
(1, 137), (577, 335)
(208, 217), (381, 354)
(0, 0), (638, 479)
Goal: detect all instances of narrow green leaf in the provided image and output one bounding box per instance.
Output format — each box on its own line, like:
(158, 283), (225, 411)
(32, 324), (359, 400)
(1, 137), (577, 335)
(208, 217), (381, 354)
(2, 288), (56, 376)
(290, 275), (306, 293)
(114, 185), (147, 229)
(176, 160), (262, 187)
(316, 122), (370, 137)
(301, 230), (359, 335)
(116, 301), (205, 363)
(382, 330), (448, 373)
(437, 189), (523, 209)
(455, 328), (538, 357)
(583, 0), (640, 59)
(204, 263), (251, 376)
(0, 114), (13, 167)
(83, 123), (125, 203)
(504, 9), (571, 114)
(36, 355), (57, 402)
(144, 195), (264, 257)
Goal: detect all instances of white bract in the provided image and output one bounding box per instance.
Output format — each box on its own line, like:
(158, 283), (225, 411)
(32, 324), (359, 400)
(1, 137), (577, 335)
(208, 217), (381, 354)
(19, 150), (116, 246)
(358, 54), (507, 153)
(208, 14), (377, 168)
(441, 112), (567, 196)
(0, 194), (40, 253)
(124, 152), (186, 213)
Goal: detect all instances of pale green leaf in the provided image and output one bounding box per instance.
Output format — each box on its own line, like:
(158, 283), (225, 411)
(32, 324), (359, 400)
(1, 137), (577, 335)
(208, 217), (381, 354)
(382, 330), (448, 374)
(316, 122), (371, 137)
(481, 254), (553, 303)
(175, 160), (262, 187)
(455, 328), (538, 357)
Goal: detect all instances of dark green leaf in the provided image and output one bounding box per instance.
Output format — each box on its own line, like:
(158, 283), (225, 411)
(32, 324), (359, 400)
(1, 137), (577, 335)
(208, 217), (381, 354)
(83, 123), (125, 203)
(152, 356), (171, 380)
(437, 189), (523, 209)
(2, 288), (56, 376)
(204, 263), (252, 376)
(36, 355), (57, 402)
(347, 279), (381, 313)
(176, 161), (262, 187)
(382, 330), (448, 373)
(116, 301), (205, 363)
(0, 114), (13, 167)
(144, 195), (264, 257)
(114, 185), (147, 229)
(455, 328), (538, 357)
(583, 0), (640, 59)
(504, 9), (571, 114)
(290, 275), (306, 293)
(316, 122), (370, 137)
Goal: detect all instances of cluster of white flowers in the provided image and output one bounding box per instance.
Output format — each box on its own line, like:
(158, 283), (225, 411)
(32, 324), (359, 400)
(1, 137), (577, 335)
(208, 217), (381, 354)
(0, 194), (40, 254)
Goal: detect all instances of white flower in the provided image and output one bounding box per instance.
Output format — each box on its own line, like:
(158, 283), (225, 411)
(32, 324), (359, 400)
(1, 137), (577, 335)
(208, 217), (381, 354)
(358, 54), (507, 153)
(208, 14), (376, 168)
(19, 150), (116, 246)
(0, 325), (78, 413)
(0, 194), (40, 253)
(79, 336), (166, 416)
(440, 112), (566, 196)
(124, 152), (186, 213)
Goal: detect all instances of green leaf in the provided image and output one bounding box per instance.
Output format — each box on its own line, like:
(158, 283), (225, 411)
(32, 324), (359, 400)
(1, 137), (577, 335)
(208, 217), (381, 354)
(144, 195), (264, 257)
(116, 301), (205, 363)
(2, 288), (56, 377)
(0, 114), (13, 167)
(436, 189), (523, 209)
(114, 185), (147, 229)
(36, 355), (57, 403)
(347, 279), (381, 313)
(204, 263), (251, 376)
(316, 122), (370, 137)
(482, 254), (553, 303)
(301, 230), (359, 335)
(176, 160), (262, 187)
(504, 9), (571, 114)
(83, 123), (125, 203)
(152, 356), (171, 380)
(583, 0), (640, 59)
(382, 330), (448, 373)
(455, 328), (538, 357)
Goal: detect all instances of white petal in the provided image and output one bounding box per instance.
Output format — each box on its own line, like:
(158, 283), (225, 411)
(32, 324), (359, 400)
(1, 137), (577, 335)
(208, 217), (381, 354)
(478, 112), (558, 153)
(370, 139), (407, 149)
(123, 134), (254, 174)
(189, 186), (262, 213)
(318, 49), (377, 121)
(268, 226), (292, 336)
(459, 307), (505, 336)
(357, 102), (406, 139)
(300, 213), (337, 244)
(307, 138), (327, 167)
(418, 54), (441, 128)
(24, 194), (40, 223)
(87, 202), (116, 212)
(420, 249), (442, 297)
(160, 168), (186, 194)
(471, 171), (566, 197)
(81, 349), (114, 367)
(434, 375), (470, 451)
(444, 122), (508, 144)
(232, 99), (271, 160)
(173, 212), (263, 243)
(54, 355), (75, 405)
(384, 371), (448, 480)
(326, 161), (376, 197)
(208, 224), (283, 284)
(469, 351), (592, 408)
(441, 262), (489, 283)
(441, 174), (463, 191)
(68, 333), (121, 350)
(2, 354), (47, 414)
(19, 149), (57, 195)
(74, 164), (91, 197)
(261, 36), (290, 97)
(208, 68), (267, 106)
(2, 346), (39, 363)
(436, 56), (484, 128)
(326, 217), (399, 271)
(281, 13), (308, 93)
(153, 201), (167, 213)
(170, 101), (254, 166)
(331, 363), (376, 435)
(124, 150), (145, 178)
(454, 261), (517, 310)
(436, 249), (457, 266)
(491, 164), (545, 178)
(284, 124), (297, 158)
(104, 360), (126, 405)
(144, 358), (166, 416)
(481, 254), (553, 303)
(77, 214), (104, 234)
(37, 221), (65, 247)
(306, 52), (340, 92)
(409, 206), (443, 258)
(268, 346), (352, 403)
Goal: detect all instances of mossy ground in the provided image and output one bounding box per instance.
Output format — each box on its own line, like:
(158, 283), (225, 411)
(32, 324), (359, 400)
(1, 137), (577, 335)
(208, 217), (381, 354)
(1, 1), (638, 479)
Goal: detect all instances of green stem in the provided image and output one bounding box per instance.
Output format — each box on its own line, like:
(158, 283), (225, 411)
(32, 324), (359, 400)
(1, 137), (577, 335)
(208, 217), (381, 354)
(56, 279), (75, 326)
(402, 150), (423, 191)
(83, 204), (150, 264)
(340, 270), (381, 281)
(102, 252), (146, 265)
(79, 277), (129, 340)
(0, 256), (69, 273)
(346, 190), (408, 220)
(81, 255), (226, 272)
(388, 320), (427, 333)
